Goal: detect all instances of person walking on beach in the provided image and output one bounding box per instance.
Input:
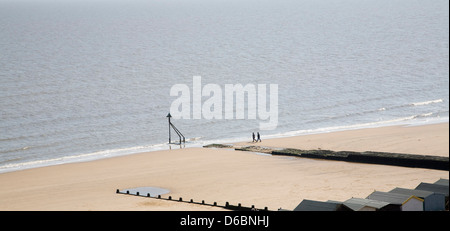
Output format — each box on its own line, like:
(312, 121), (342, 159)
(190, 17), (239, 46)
(257, 132), (261, 142)
(252, 132), (256, 142)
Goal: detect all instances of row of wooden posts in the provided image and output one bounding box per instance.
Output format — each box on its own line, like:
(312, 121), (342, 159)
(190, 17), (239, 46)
(116, 189), (270, 211)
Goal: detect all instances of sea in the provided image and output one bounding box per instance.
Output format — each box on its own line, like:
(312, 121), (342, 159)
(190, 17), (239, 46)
(0, 0), (448, 173)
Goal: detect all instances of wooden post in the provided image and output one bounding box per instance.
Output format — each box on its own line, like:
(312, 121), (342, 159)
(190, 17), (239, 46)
(167, 113), (172, 143)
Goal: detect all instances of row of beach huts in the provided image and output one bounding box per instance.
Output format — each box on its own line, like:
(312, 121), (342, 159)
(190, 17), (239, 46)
(286, 178), (449, 211)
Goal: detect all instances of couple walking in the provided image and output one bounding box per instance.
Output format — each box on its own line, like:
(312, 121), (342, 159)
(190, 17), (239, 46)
(252, 132), (261, 142)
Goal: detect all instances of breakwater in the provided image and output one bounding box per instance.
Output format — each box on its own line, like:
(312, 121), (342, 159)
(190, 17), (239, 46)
(204, 144), (449, 171)
(116, 189), (270, 211)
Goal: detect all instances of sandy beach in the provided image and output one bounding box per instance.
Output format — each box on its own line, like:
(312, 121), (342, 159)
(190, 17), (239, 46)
(0, 123), (448, 211)
(235, 123), (449, 157)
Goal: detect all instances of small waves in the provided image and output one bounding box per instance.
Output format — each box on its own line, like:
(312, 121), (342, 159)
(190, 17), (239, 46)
(306, 98), (445, 125)
(376, 99), (445, 117)
(381, 98), (444, 112)
(265, 113), (448, 140)
(411, 99), (444, 106)
(390, 99), (444, 110)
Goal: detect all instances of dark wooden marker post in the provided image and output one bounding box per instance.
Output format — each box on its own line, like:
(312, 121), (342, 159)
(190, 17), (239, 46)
(167, 113), (172, 144)
(166, 112), (185, 144)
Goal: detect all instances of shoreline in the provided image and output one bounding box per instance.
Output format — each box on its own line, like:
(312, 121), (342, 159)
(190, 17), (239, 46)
(0, 122), (447, 210)
(1, 120), (448, 174)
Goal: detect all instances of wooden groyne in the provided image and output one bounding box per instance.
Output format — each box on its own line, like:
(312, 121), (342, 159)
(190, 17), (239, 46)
(204, 144), (449, 171)
(116, 189), (270, 211)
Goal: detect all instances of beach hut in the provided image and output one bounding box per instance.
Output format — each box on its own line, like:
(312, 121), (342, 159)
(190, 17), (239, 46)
(342, 198), (390, 211)
(415, 182), (449, 210)
(415, 182), (449, 196)
(366, 191), (424, 211)
(434, 178), (449, 186)
(389, 187), (445, 211)
(293, 199), (345, 211)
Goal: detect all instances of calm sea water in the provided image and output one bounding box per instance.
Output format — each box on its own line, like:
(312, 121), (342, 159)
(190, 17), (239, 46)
(0, 0), (448, 173)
